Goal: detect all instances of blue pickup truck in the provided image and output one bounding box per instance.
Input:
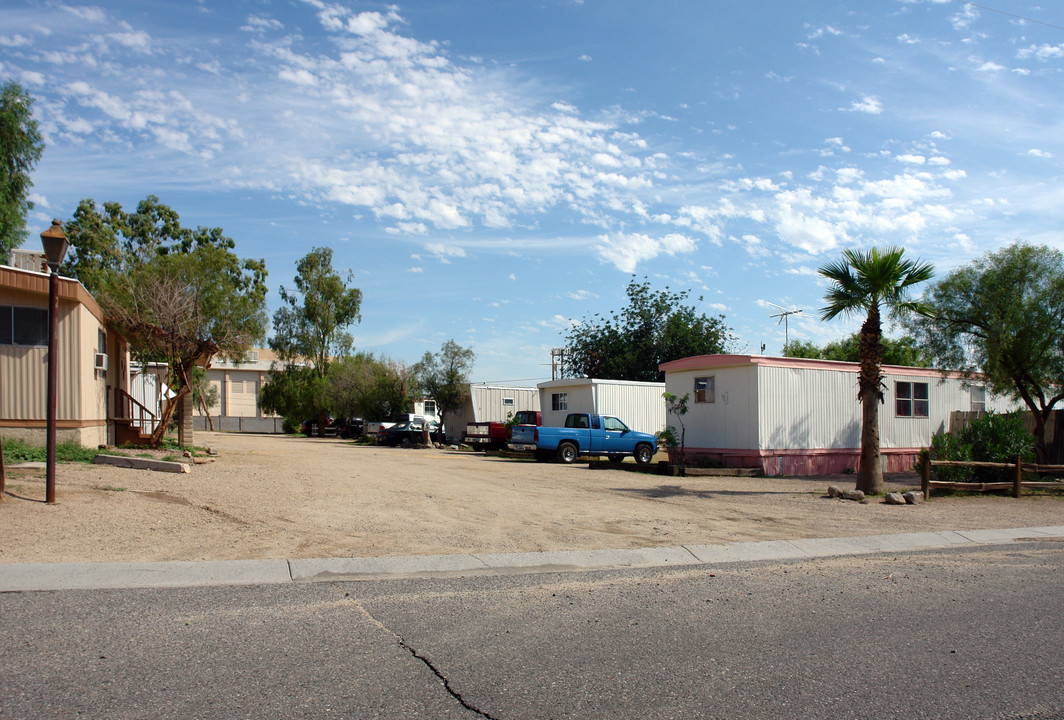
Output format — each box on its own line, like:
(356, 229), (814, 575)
(510, 412), (657, 465)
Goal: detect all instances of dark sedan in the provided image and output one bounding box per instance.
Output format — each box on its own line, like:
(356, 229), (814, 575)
(377, 419), (440, 447)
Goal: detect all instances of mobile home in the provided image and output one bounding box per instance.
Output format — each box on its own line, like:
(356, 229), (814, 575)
(537, 378), (666, 435)
(659, 354), (1020, 476)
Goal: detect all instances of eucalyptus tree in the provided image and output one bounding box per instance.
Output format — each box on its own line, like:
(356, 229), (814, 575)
(0, 80), (44, 262)
(910, 242), (1064, 463)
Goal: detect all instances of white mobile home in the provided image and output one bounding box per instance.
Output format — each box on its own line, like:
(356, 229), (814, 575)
(443, 384), (540, 442)
(659, 354), (1020, 476)
(537, 378), (666, 435)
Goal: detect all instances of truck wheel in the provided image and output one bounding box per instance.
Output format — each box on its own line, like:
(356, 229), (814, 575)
(556, 442), (578, 464)
(634, 443), (653, 465)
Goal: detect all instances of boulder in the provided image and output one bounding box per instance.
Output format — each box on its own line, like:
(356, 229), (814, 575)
(903, 491), (924, 504)
(884, 492), (906, 505)
(843, 489), (865, 502)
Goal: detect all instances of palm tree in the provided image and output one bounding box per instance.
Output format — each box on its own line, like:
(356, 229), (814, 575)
(819, 247), (934, 494)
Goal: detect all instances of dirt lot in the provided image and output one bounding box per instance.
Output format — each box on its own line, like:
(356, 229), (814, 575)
(1, 431), (1062, 564)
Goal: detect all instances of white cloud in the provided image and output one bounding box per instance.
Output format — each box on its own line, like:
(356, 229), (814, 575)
(596, 232), (697, 272)
(1027, 149), (1053, 158)
(241, 15), (284, 33)
(61, 5), (106, 23)
(1017, 43), (1064, 61)
(847, 95), (883, 114)
(109, 30), (151, 53)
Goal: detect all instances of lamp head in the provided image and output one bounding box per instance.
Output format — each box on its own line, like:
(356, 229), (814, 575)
(40, 219), (69, 273)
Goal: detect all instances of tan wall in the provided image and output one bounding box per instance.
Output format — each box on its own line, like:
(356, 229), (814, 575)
(0, 269), (116, 448)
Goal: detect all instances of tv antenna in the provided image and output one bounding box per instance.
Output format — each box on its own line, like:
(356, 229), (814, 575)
(767, 302), (807, 348)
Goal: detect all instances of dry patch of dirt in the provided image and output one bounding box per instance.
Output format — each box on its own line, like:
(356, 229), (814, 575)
(2, 432), (1061, 564)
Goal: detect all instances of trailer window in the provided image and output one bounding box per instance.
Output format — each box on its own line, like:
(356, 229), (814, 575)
(0, 305), (48, 346)
(896, 381), (929, 418)
(552, 392), (568, 411)
(970, 386), (986, 413)
(694, 376), (714, 403)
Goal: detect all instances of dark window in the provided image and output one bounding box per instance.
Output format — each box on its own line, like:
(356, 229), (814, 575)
(896, 381), (929, 418)
(0, 306), (48, 346)
(552, 392), (568, 412)
(694, 376), (715, 403)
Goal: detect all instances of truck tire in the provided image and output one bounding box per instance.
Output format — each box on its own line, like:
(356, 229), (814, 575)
(556, 442), (579, 464)
(634, 443), (653, 465)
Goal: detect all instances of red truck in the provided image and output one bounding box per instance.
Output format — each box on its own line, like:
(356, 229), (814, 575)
(463, 410), (541, 451)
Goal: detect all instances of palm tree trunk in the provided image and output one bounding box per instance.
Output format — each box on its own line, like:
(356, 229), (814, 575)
(858, 391), (884, 494)
(857, 307), (885, 494)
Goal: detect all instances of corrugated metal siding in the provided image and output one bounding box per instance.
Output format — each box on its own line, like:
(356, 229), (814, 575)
(470, 386), (540, 423)
(591, 381), (666, 434)
(758, 365), (861, 450)
(0, 300), (82, 421)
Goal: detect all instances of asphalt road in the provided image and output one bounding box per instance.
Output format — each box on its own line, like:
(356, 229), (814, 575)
(2, 543), (1063, 719)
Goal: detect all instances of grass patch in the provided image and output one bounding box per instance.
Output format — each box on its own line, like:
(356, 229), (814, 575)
(2, 438), (101, 465)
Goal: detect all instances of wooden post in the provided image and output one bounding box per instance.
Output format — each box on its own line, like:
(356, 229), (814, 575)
(1014, 455), (1022, 499)
(921, 449), (930, 500)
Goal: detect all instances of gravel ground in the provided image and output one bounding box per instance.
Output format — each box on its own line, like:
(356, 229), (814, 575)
(1, 431), (1061, 564)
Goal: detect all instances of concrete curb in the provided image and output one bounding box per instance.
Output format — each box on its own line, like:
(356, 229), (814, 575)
(2, 525), (1062, 592)
(93, 455), (191, 474)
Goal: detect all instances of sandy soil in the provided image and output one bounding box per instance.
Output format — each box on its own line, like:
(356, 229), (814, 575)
(1, 431), (1061, 564)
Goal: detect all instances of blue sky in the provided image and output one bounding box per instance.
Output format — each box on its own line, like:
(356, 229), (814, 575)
(3, 0), (1063, 383)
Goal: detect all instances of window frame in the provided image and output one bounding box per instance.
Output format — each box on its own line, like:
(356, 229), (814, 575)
(552, 392), (568, 412)
(0, 305), (48, 347)
(895, 381), (929, 418)
(694, 376), (715, 404)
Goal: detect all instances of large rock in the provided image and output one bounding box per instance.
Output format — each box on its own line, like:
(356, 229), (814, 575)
(884, 492), (906, 505)
(827, 485), (843, 498)
(903, 491), (924, 504)
(843, 489), (865, 502)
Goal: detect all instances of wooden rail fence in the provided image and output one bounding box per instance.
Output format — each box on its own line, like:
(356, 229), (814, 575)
(920, 453), (1064, 499)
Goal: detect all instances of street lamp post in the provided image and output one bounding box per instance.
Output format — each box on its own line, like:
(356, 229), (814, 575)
(41, 220), (68, 505)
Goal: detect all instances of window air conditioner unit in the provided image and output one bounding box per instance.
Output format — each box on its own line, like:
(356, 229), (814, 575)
(94, 353), (109, 371)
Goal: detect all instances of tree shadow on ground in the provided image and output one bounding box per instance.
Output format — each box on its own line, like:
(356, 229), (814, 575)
(613, 485), (797, 500)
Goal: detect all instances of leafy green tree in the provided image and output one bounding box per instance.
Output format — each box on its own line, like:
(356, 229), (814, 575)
(266, 246), (361, 434)
(910, 242), (1064, 463)
(328, 353), (414, 423)
(783, 333), (930, 367)
(63, 196), (268, 446)
(0, 80), (44, 262)
(259, 365), (329, 433)
(563, 277), (734, 382)
(270, 246), (362, 377)
(414, 340), (475, 438)
(819, 247), (934, 494)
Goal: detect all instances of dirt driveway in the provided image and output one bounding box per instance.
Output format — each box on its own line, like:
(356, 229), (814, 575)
(2, 432), (1061, 564)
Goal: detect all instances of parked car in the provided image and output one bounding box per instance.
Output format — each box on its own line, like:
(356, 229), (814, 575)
(510, 412), (657, 464)
(377, 418), (440, 447)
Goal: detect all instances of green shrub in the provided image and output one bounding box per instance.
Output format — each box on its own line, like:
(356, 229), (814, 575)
(929, 411), (1034, 483)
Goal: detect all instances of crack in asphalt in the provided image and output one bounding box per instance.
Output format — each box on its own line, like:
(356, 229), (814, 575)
(340, 590), (502, 720)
